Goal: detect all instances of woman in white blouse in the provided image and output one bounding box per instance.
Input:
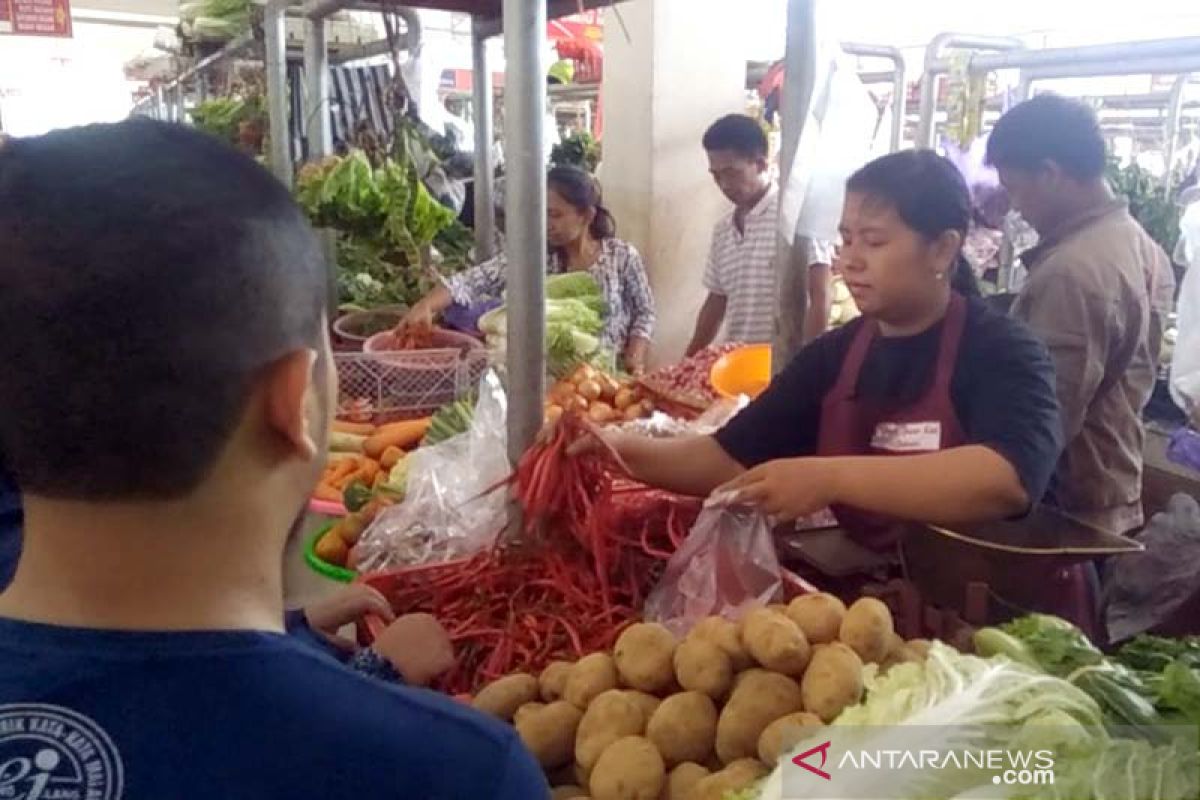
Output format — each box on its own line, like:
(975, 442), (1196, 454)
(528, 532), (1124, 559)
(398, 166), (656, 374)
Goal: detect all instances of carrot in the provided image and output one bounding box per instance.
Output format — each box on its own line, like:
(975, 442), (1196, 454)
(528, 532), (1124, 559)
(326, 457), (358, 484)
(313, 482), (342, 502)
(332, 420), (376, 436)
(363, 418), (432, 457)
(358, 459), (381, 484)
(380, 446), (404, 470)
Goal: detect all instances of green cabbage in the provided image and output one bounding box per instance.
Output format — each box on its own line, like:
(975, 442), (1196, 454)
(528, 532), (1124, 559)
(753, 643), (1103, 800)
(479, 273), (611, 377)
(748, 642), (1198, 800)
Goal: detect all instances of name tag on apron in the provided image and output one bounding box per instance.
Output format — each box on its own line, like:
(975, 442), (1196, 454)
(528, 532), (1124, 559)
(871, 421), (942, 452)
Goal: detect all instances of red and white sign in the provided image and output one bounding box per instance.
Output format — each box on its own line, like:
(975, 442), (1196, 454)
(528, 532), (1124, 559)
(547, 10), (602, 43)
(2, 0), (73, 37)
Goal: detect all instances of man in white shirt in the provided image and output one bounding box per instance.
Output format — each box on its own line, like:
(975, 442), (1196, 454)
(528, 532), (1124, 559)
(686, 114), (833, 355)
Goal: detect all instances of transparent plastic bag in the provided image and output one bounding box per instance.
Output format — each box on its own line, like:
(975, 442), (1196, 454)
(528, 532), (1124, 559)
(1104, 493), (1200, 642)
(351, 370), (509, 572)
(615, 396), (749, 440)
(644, 504), (784, 638)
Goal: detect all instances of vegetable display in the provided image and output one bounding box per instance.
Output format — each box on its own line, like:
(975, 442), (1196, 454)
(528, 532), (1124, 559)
(178, 0), (251, 41)
(295, 150), (471, 309)
(1115, 635), (1200, 735)
(546, 364), (657, 426)
(641, 344), (742, 411)
(479, 273), (612, 379)
(550, 131), (601, 173)
(421, 398), (476, 447)
(469, 596), (897, 800)
(310, 418), (428, 566)
(974, 614), (1169, 740)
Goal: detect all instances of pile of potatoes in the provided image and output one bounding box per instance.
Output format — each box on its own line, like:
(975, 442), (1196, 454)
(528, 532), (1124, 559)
(470, 594), (930, 800)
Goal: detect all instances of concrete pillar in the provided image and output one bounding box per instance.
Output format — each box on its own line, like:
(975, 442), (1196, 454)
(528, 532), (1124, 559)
(601, 0), (746, 365)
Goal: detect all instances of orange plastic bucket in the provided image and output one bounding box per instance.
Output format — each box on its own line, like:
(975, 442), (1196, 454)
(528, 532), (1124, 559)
(709, 344), (772, 400)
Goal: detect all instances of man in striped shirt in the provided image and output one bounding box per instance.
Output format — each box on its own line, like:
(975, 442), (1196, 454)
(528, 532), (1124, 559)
(686, 114), (833, 355)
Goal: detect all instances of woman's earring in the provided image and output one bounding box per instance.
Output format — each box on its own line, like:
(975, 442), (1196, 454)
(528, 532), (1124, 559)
(935, 271), (945, 280)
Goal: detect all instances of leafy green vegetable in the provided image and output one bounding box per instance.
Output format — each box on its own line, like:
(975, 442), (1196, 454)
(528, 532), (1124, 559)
(1117, 636), (1200, 674)
(997, 615), (1168, 740)
(1116, 635), (1200, 734)
(1106, 158), (1182, 255)
(550, 130), (600, 173)
(422, 398), (475, 447)
(295, 150), (466, 309)
(753, 642), (1106, 800)
(190, 93), (264, 147)
(342, 480), (373, 513)
(478, 274), (612, 378)
(179, 0), (252, 41)
(380, 458), (408, 497)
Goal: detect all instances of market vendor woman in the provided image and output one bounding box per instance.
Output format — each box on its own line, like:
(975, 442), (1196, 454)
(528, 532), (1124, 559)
(400, 165), (656, 374)
(597, 150), (1071, 613)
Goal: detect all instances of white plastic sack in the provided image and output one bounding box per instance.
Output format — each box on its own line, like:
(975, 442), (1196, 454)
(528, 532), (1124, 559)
(778, 7), (882, 245)
(351, 370), (510, 572)
(1171, 201), (1200, 421)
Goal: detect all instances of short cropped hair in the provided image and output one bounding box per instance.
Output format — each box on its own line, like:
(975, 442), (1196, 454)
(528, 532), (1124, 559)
(702, 114), (768, 160)
(0, 119), (327, 500)
(986, 94), (1107, 180)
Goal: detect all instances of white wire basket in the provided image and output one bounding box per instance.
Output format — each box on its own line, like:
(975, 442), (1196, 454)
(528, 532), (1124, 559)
(335, 347), (490, 424)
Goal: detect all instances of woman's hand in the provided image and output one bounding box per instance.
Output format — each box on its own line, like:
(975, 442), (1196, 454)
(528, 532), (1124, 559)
(623, 337), (650, 377)
(395, 302), (434, 336)
(303, 584), (396, 653)
(715, 457), (841, 521)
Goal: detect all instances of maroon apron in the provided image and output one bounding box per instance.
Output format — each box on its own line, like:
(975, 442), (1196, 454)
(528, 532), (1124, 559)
(813, 293), (1097, 635)
(816, 293), (969, 549)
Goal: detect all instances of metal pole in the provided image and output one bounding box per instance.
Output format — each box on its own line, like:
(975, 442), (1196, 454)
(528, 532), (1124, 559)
(154, 87), (165, 121)
(1016, 71), (1034, 102)
(1014, 56), (1200, 81)
(965, 36), (1200, 73)
(1164, 74), (1190, 194)
(264, 0), (293, 186)
(471, 18), (497, 260)
(172, 84), (185, 123)
(305, 17), (332, 158)
(502, 0), (547, 467)
(916, 33), (1024, 148)
(773, 0), (815, 370)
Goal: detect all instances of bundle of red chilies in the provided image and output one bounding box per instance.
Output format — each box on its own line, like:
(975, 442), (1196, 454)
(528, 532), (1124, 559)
(362, 416), (701, 694)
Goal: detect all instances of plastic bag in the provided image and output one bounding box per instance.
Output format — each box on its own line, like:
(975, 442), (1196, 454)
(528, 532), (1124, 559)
(351, 370), (509, 572)
(1104, 493), (1200, 642)
(779, 6), (884, 244)
(644, 503), (784, 638)
(615, 396), (750, 440)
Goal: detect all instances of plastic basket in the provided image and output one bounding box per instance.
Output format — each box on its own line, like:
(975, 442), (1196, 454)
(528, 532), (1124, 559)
(710, 344), (772, 400)
(335, 346), (490, 424)
(331, 306), (407, 351)
(303, 523), (357, 583)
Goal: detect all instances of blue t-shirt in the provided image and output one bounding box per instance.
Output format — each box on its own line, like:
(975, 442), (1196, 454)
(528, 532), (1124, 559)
(0, 617), (548, 799)
(0, 465), (21, 590)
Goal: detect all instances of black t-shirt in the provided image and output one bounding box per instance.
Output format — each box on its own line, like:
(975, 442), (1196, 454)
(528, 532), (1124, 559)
(715, 296), (1063, 504)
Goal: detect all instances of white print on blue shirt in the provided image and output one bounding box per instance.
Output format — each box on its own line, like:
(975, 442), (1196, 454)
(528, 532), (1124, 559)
(0, 704), (124, 800)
